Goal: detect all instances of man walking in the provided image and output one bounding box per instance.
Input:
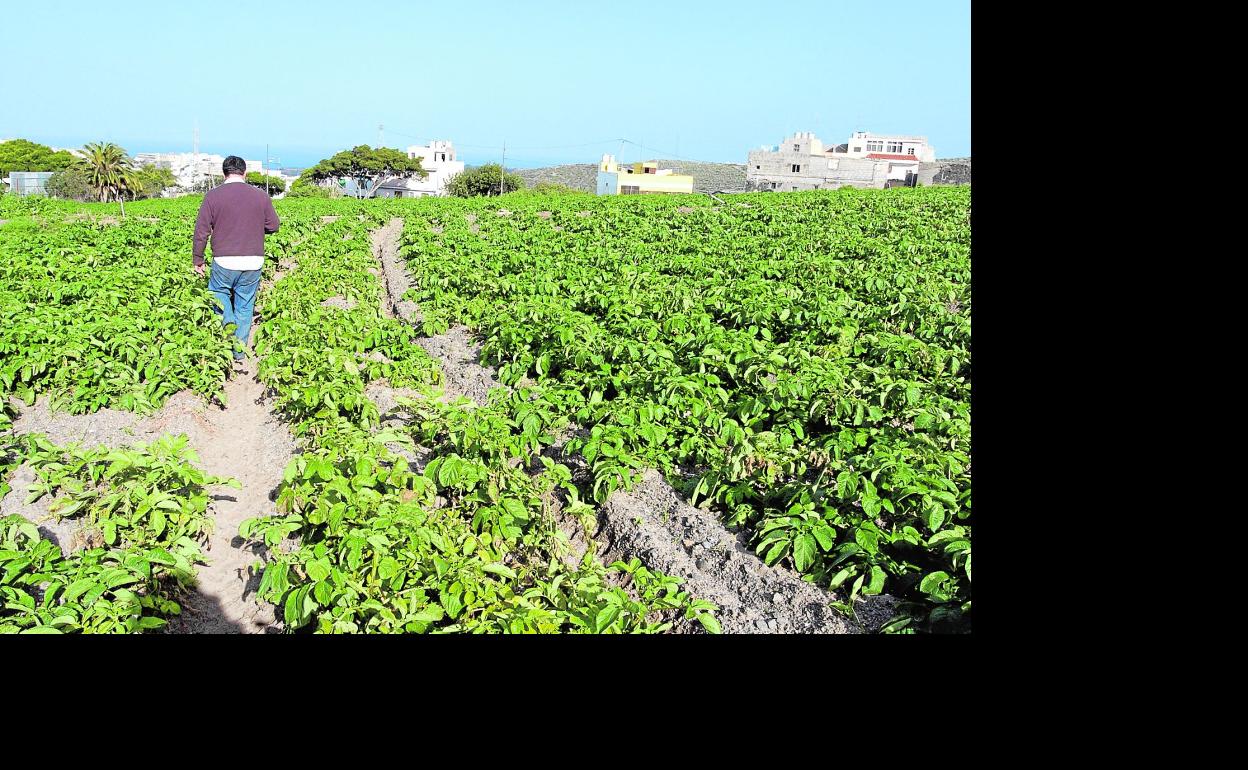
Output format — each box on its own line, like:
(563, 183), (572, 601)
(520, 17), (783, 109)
(192, 155), (280, 369)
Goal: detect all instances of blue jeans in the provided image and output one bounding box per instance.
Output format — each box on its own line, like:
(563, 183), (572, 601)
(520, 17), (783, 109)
(208, 264), (261, 360)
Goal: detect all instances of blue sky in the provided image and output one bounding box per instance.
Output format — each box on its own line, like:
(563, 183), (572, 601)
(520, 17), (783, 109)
(1, 0), (970, 169)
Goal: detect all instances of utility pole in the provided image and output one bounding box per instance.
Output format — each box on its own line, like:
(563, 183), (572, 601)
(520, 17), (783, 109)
(499, 140), (506, 196)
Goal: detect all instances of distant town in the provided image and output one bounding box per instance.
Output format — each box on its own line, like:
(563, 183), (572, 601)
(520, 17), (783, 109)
(1, 130), (969, 200)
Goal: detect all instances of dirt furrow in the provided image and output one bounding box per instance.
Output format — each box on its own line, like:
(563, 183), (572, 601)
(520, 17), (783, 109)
(374, 217), (503, 404)
(5, 306), (300, 633)
(370, 216), (880, 633)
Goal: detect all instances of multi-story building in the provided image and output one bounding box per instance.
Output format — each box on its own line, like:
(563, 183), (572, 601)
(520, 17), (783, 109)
(134, 152), (222, 186)
(841, 130), (935, 162)
(131, 152), (270, 188)
(595, 155), (694, 195)
(373, 140), (465, 197)
(746, 131), (940, 192)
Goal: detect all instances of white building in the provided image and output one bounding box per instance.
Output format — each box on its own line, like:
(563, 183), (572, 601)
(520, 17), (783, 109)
(746, 130), (938, 192)
(374, 140), (465, 197)
(839, 131), (935, 162)
(132, 152), (220, 187)
(131, 152), (272, 188)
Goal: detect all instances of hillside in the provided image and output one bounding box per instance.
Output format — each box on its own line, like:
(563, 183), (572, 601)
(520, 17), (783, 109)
(931, 157), (971, 185)
(516, 156), (969, 193)
(515, 160), (747, 194)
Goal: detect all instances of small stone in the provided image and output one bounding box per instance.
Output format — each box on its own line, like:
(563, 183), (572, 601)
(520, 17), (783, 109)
(767, 619), (778, 631)
(695, 558), (709, 571)
(754, 619), (769, 632)
(682, 538), (695, 551)
(773, 593), (783, 604)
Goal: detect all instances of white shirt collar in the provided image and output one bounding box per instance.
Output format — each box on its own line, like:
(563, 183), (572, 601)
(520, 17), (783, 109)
(223, 176), (245, 184)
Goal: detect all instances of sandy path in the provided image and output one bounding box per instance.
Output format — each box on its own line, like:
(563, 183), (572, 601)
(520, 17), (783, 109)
(6, 280), (301, 633)
(163, 365), (296, 633)
(5, 375), (297, 632)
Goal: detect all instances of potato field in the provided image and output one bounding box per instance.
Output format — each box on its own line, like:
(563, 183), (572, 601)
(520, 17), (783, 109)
(0, 186), (971, 634)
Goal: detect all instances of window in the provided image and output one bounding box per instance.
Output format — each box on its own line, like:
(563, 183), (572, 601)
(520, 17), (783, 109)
(887, 141), (903, 153)
(852, 146), (861, 153)
(756, 165), (760, 169)
(794, 144), (800, 151)
(621, 185), (640, 195)
(791, 164), (801, 173)
(867, 141), (883, 152)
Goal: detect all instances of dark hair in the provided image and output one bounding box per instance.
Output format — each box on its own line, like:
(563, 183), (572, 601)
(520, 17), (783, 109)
(222, 155), (247, 176)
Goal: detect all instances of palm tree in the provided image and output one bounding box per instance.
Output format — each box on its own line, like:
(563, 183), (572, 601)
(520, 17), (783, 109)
(81, 142), (142, 216)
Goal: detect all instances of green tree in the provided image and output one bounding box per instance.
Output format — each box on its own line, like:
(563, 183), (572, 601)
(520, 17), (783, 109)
(286, 177), (338, 198)
(245, 172), (286, 196)
(302, 145), (426, 198)
(81, 142), (142, 215)
(0, 139), (76, 178)
(45, 166), (94, 201)
(446, 164), (524, 197)
(130, 164), (177, 200)
(188, 175), (225, 194)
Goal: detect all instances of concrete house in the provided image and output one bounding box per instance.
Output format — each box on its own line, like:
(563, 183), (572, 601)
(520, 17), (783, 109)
(595, 155), (694, 195)
(841, 130), (936, 162)
(746, 131), (942, 192)
(374, 140), (465, 198)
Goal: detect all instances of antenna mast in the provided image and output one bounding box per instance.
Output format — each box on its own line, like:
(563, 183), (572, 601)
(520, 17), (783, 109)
(193, 118), (200, 189)
(499, 141), (506, 196)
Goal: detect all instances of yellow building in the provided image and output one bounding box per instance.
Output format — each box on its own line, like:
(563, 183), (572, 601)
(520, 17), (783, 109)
(596, 154), (694, 195)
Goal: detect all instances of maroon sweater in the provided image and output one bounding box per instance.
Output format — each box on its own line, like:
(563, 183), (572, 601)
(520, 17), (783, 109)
(192, 180), (280, 266)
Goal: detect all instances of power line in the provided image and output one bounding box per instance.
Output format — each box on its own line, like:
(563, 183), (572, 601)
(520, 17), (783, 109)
(376, 126), (731, 166)
(620, 139), (721, 166)
(384, 127), (621, 153)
